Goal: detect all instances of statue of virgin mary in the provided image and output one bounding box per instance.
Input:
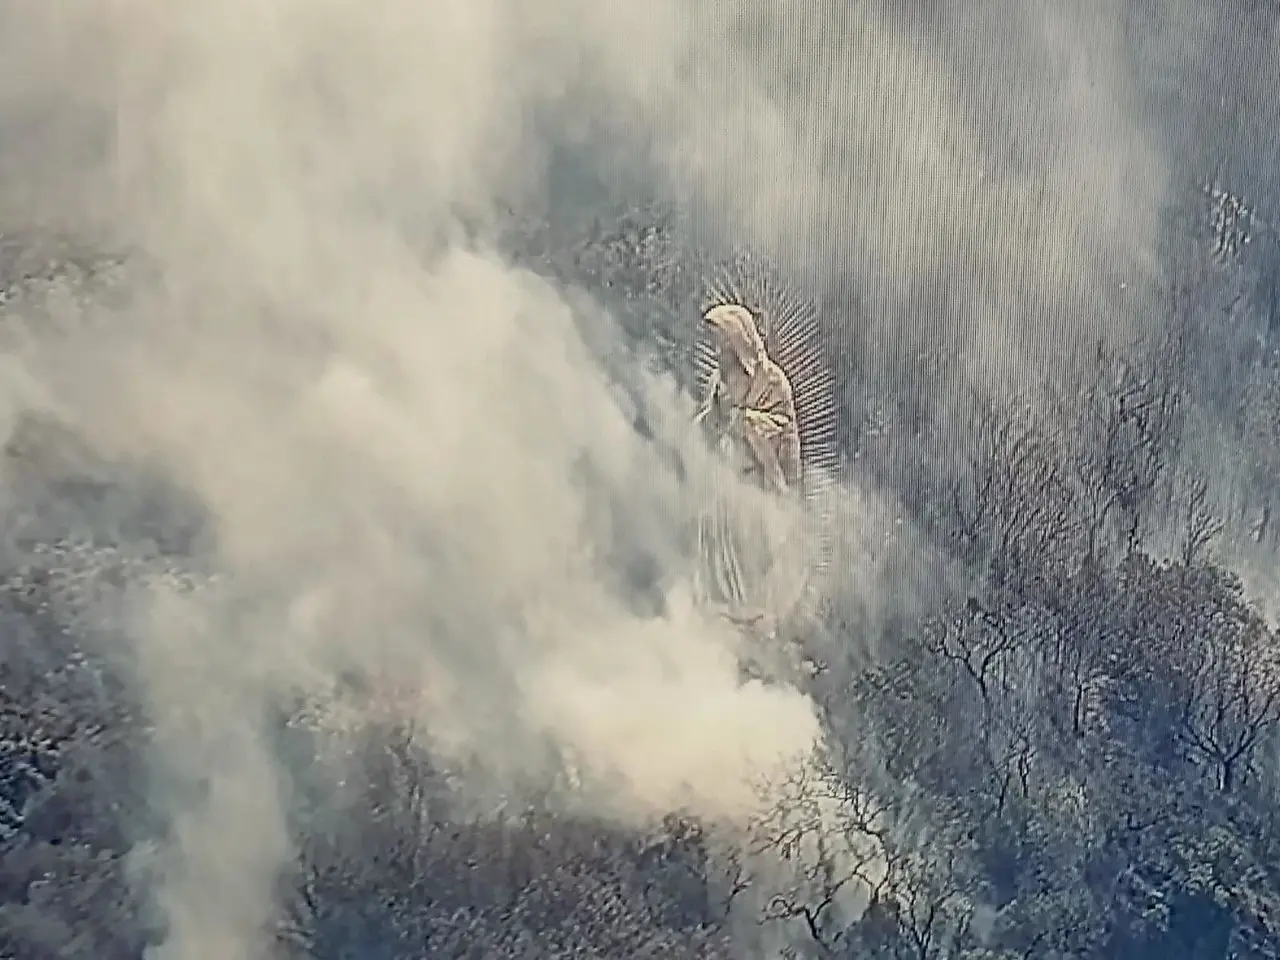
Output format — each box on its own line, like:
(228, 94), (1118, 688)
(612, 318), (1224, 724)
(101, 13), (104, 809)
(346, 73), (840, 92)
(690, 257), (841, 639)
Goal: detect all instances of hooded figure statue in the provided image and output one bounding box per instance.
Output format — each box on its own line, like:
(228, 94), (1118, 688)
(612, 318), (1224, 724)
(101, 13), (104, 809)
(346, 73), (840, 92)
(691, 303), (811, 638)
(688, 260), (841, 672)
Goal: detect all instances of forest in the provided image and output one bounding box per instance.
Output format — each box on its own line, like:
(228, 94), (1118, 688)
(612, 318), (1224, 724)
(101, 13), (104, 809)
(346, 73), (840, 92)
(2, 2), (1280, 959)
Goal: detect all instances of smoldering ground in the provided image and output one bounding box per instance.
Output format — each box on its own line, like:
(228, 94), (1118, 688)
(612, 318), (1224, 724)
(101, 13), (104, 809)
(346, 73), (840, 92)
(0, 0), (1209, 957)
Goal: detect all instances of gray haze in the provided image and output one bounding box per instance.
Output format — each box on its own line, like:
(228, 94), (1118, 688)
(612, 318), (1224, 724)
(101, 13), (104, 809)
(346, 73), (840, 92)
(0, 1), (1253, 958)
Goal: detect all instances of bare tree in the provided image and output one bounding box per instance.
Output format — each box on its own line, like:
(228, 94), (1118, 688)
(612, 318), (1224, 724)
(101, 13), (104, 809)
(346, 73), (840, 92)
(1176, 614), (1280, 794)
(949, 390), (1078, 587)
(1175, 472), (1224, 567)
(748, 761), (894, 956)
(1072, 342), (1183, 562)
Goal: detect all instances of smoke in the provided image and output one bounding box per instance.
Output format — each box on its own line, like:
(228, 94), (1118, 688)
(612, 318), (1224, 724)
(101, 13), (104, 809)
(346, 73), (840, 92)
(640, 0), (1170, 394)
(0, 0), (1190, 956)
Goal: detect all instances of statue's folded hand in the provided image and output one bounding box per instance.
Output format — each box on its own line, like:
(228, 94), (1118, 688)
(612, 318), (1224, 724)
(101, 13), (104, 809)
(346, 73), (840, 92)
(739, 408), (791, 437)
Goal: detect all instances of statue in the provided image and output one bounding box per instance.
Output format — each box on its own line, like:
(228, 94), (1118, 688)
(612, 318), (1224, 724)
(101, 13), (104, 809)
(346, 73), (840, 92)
(686, 254), (841, 659)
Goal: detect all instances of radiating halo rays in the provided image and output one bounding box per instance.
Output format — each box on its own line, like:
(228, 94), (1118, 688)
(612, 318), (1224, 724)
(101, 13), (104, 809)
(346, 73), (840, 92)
(692, 251), (842, 629)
